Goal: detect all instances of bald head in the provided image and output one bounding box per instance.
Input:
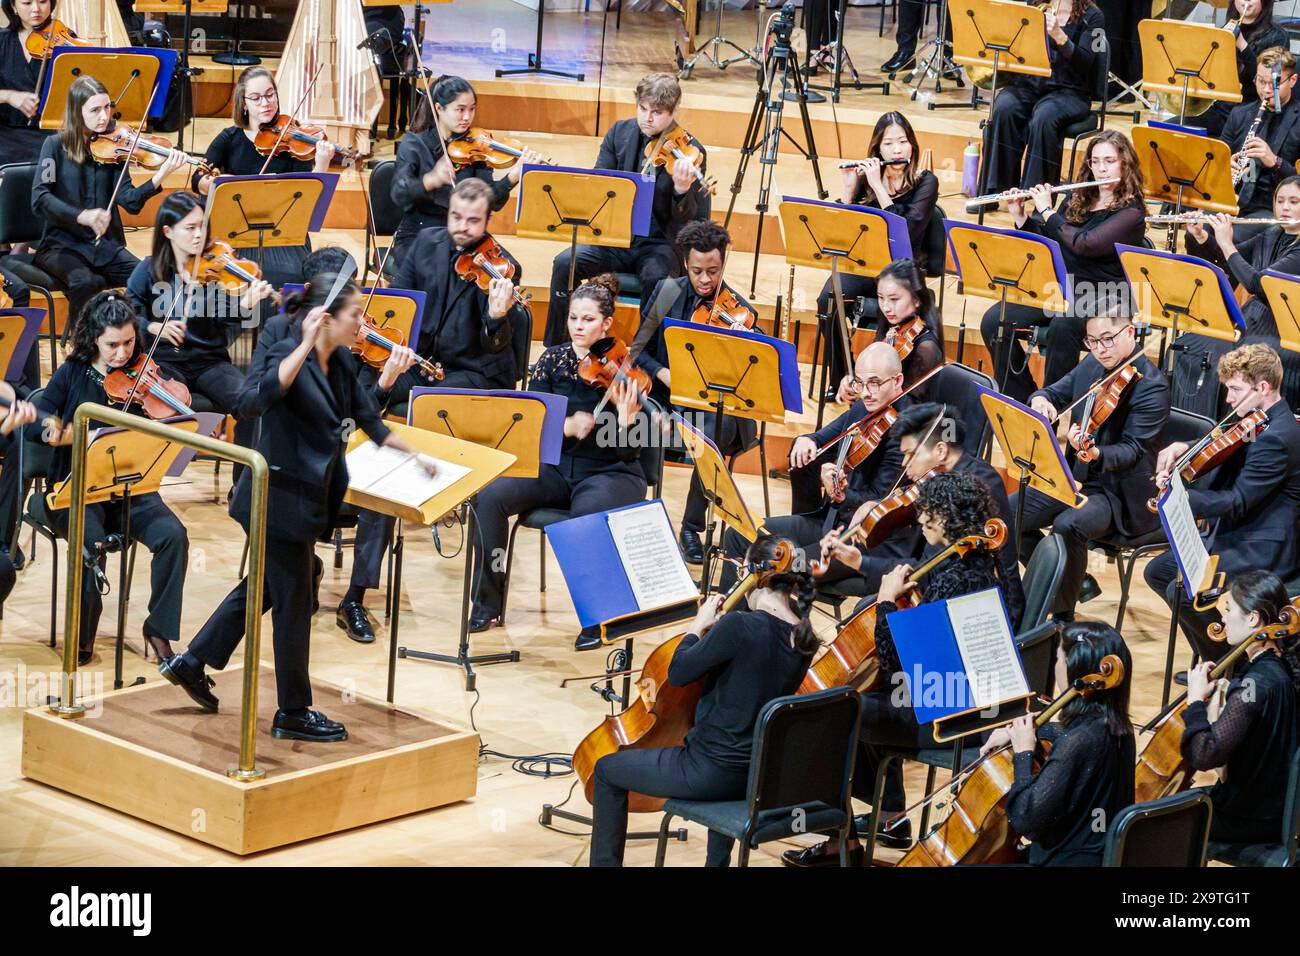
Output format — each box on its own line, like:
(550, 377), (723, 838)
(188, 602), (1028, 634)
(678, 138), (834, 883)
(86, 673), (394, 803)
(854, 342), (905, 411)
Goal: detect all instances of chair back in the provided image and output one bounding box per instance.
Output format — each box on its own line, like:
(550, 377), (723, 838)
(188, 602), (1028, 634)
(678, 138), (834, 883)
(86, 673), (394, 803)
(18, 387), (52, 483)
(368, 160), (403, 238)
(1103, 791), (1212, 867)
(512, 305), (534, 387)
(1020, 532), (1065, 633)
(1091, 27), (1111, 105)
(0, 163), (42, 246)
(1015, 620), (1061, 700)
(1283, 747), (1300, 865)
(923, 206), (947, 280)
(927, 362), (996, 458)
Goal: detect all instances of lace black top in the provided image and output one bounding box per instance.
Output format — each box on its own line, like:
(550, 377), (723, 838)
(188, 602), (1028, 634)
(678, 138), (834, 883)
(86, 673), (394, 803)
(873, 317), (943, 393)
(848, 170), (939, 271)
(1021, 201), (1146, 287)
(528, 343), (644, 465)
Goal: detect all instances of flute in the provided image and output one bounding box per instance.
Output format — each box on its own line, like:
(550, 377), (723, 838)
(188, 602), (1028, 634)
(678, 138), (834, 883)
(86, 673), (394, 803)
(965, 177), (1121, 211)
(839, 158), (910, 169)
(1145, 214), (1300, 227)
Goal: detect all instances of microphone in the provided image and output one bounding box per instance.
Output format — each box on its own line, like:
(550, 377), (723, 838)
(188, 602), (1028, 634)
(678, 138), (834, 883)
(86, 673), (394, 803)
(1196, 350), (1211, 391)
(1273, 64), (1283, 114)
(357, 29), (390, 53)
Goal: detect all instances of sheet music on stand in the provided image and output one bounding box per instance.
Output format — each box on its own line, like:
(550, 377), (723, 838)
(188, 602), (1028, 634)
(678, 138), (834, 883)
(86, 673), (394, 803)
(1157, 472), (1217, 601)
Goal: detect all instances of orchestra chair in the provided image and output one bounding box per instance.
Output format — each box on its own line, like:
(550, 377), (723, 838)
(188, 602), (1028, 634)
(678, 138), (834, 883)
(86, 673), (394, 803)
(364, 160), (401, 281)
(1086, 407), (1215, 635)
(1102, 791), (1212, 867)
(653, 687), (861, 868)
(0, 162), (65, 372)
(927, 361), (996, 459)
(1208, 748), (1300, 867)
(924, 205), (950, 319)
(1063, 36), (1111, 185)
(863, 535), (1066, 864)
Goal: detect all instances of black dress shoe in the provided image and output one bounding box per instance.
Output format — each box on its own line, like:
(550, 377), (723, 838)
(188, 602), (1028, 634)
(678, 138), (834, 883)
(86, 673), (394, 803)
(272, 709), (348, 742)
(575, 626), (603, 651)
(1174, 670), (1188, 686)
(159, 655), (219, 712)
(881, 48), (913, 73)
(1079, 573), (1103, 604)
(781, 841), (863, 867)
(336, 601), (376, 644)
(469, 613), (499, 633)
(77, 649), (94, 667)
(854, 813), (913, 849)
(679, 528), (704, 565)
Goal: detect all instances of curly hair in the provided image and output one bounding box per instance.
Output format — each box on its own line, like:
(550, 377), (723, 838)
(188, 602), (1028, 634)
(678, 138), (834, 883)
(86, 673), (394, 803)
(915, 471), (993, 542)
(674, 219), (731, 259)
(569, 273), (619, 319)
(69, 291), (141, 365)
(1064, 130), (1145, 224)
(743, 534), (820, 657)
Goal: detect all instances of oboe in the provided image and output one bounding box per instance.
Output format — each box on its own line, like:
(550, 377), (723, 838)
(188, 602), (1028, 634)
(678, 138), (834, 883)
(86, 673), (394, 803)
(965, 177), (1121, 211)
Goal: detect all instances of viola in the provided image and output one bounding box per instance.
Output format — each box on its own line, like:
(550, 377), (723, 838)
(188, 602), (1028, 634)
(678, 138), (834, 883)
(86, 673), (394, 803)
(1146, 407), (1267, 512)
(576, 337), (655, 400)
(572, 539), (795, 811)
(800, 519), (1008, 694)
(446, 128), (552, 170)
(643, 125), (716, 195)
(691, 286), (756, 330)
(1135, 604), (1300, 802)
(253, 114), (360, 165)
(884, 317), (927, 363)
(24, 18), (90, 59)
(103, 355), (195, 420)
(89, 123), (216, 175)
(352, 319), (445, 381)
(1075, 362), (1142, 463)
(821, 407), (899, 503)
(897, 652), (1127, 867)
(454, 237), (531, 309)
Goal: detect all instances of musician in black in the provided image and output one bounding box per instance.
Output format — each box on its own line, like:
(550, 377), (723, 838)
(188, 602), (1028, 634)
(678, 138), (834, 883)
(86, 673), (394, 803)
(544, 73), (709, 345)
(31, 75), (185, 328)
(1185, 0), (1290, 137)
(1182, 570), (1300, 844)
(636, 219), (758, 565)
(388, 75), (541, 274)
(882, 0), (951, 76)
(1146, 344), (1300, 664)
(0, 380), (38, 596)
(0, 0), (56, 165)
(1015, 308), (1169, 619)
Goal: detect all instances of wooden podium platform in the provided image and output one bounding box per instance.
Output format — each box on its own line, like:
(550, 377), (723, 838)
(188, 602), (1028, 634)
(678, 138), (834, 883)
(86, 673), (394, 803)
(21, 666), (478, 855)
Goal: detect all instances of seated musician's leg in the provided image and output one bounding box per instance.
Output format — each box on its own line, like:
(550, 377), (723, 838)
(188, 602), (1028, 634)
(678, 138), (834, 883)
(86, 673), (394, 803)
(1021, 90), (1090, 190)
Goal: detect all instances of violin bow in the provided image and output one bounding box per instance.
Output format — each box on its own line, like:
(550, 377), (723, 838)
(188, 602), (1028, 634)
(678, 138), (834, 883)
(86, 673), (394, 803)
(818, 362), (945, 455)
(411, 36), (457, 187)
(97, 87), (162, 249)
(257, 63), (324, 176)
(1051, 351), (1143, 422)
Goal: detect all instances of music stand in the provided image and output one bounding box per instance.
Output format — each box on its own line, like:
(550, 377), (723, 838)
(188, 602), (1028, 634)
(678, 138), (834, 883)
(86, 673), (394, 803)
(946, 222), (1069, 393)
(213, 0), (259, 65)
(977, 388), (1083, 565)
(1261, 270), (1300, 356)
(1132, 123), (1239, 253)
(133, 1), (228, 152)
(38, 49), (174, 130)
(1116, 244), (1244, 374)
(515, 165), (651, 301)
(206, 173), (336, 285)
(0, 308), (48, 383)
(46, 417), (199, 690)
(779, 196), (911, 428)
(1138, 19), (1242, 126)
(495, 0), (583, 82)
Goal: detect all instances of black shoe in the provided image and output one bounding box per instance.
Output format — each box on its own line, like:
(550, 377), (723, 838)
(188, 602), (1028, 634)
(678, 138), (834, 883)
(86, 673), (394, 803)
(2, 545), (25, 571)
(1174, 670), (1188, 687)
(336, 600), (376, 644)
(575, 626), (603, 652)
(469, 612), (500, 633)
(679, 528), (704, 565)
(1079, 573), (1102, 604)
(159, 655), (219, 712)
(881, 48), (912, 73)
(781, 841), (863, 867)
(271, 709), (348, 742)
(311, 554), (324, 615)
(854, 813), (913, 849)
(77, 648), (94, 667)
(145, 633), (175, 661)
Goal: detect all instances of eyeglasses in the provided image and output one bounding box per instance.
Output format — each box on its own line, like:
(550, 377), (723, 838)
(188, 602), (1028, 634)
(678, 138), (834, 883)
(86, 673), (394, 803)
(1083, 326), (1133, 350)
(851, 375), (899, 394)
(244, 92), (278, 105)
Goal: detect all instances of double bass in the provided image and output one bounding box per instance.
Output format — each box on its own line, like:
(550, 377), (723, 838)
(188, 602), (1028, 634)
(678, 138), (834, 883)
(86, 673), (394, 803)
(572, 539), (795, 811)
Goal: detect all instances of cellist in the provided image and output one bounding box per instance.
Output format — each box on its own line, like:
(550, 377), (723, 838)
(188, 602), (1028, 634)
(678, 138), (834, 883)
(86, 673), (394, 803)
(590, 534), (818, 867)
(1181, 570), (1299, 844)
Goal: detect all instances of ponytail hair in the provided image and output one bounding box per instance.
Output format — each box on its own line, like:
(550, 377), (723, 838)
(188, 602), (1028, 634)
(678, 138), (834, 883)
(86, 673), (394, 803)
(569, 273), (619, 320)
(411, 74), (476, 134)
(282, 272), (359, 321)
(743, 535), (820, 658)
(1058, 621), (1132, 738)
(1230, 570), (1300, 694)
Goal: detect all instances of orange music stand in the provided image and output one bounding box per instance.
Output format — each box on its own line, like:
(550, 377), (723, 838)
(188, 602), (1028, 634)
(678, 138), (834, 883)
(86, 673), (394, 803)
(1139, 19), (1242, 125)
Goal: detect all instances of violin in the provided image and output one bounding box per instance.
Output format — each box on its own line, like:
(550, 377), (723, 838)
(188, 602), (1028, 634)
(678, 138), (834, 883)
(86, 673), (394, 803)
(824, 407), (900, 502)
(884, 317), (927, 364)
(253, 114), (360, 165)
(1075, 362), (1143, 463)
(453, 237), (531, 309)
(691, 286), (756, 330)
(103, 355), (195, 420)
(800, 519), (1008, 694)
(445, 128), (552, 170)
(352, 319), (445, 381)
(576, 337), (655, 402)
(189, 241), (284, 310)
(0, 275), (10, 310)
(24, 18), (91, 59)
(897, 652), (1127, 867)
(1135, 604), (1300, 802)
(1146, 407), (1267, 512)
(643, 125), (716, 195)
(572, 539), (795, 811)
(89, 123), (216, 175)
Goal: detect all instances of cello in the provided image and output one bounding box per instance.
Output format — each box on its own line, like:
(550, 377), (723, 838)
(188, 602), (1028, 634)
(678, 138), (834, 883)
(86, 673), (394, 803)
(1134, 604), (1300, 802)
(572, 539), (795, 812)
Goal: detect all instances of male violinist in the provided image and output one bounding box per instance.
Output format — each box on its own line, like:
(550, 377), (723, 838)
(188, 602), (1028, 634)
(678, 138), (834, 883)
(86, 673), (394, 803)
(337, 177), (527, 644)
(1015, 307), (1169, 620)
(719, 342), (907, 589)
(1145, 343), (1300, 668)
(636, 219), (759, 564)
(543, 72), (710, 345)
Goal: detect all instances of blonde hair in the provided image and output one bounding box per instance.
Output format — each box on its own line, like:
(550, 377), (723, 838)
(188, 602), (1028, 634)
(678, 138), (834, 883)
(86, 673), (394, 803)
(1219, 342), (1283, 390)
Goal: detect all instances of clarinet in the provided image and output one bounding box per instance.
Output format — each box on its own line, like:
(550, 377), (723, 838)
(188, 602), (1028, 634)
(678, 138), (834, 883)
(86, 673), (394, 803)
(1233, 99), (1269, 205)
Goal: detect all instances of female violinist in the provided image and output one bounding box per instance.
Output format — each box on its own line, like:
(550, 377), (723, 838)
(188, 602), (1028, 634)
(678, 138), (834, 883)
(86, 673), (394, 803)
(468, 275), (648, 649)
(31, 75), (186, 326)
(1181, 570), (1300, 843)
(25, 292), (189, 665)
(785, 471), (1010, 866)
(0, 0), (56, 164)
(125, 191), (275, 457)
(590, 533), (818, 867)
(160, 274), (430, 741)
(388, 75), (542, 274)
(820, 112), (937, 396)
(979, 129), (1147, 403)
(979, 621), (1135, 866)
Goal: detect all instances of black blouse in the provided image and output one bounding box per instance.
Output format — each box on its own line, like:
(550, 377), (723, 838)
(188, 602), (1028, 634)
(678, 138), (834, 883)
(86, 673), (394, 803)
(190, 125), (312, 190)
(0, 29), (39, 128)
(527, 343), (644, 465)
(1021, 5), (1106, 98)
(125, 257), (244, 363)
(873, 315), (943, 392)
(390, 128), (513, 246)
(1196, 225), (1300, 338)
(850, 169), (939, 271)
(1021, 200), (1146, 289)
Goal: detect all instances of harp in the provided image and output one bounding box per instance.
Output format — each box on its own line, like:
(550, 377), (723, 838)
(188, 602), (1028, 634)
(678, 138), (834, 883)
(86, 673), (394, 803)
(58, 0), (131, 47)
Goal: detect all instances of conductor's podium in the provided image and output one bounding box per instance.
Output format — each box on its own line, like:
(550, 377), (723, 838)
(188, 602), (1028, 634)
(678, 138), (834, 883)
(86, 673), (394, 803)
(21, 666), (479, 854)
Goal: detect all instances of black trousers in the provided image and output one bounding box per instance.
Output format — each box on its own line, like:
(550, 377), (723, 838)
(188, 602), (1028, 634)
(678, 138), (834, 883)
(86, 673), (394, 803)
(49, 493), (188, 652)
(674, 405), (752, 533)
(545, 239), (681, 345)
(591, 744), (747, 867)
(895, 0), (951, 58)
(471, 456), (647, 619)
(1143, 549), (1223, 664)
(187, 535), (317, 712)
(1011, 484), (1118, 618)
(34, 243), (139, 332)
(0, 430), (21, 554)
(816, 272), (878, 386)
(979, 302), (1085, 404)
(856, 690), (946, 812)
(982, 85), (1091, 194)
(1095, 0), (1150, 88)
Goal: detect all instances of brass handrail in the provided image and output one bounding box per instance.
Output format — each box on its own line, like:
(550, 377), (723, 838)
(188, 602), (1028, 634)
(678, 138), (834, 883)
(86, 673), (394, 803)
(48, 404), (270, 781)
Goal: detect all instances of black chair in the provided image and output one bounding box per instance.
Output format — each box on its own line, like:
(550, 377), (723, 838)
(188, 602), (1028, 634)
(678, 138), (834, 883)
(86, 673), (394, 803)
(0, 162), (63, 372)
(926, 362), (997, 459)
(1063, 32), (1111, 182)
(364, 160), (402, 281)
(924, 205), (950, 319)
(1208, 748), (1300, 867)
(654, 687), (861, 867)
(1103, 791), (1212, 867)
